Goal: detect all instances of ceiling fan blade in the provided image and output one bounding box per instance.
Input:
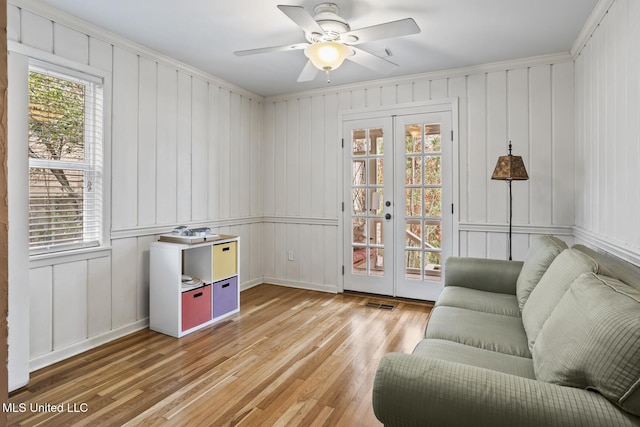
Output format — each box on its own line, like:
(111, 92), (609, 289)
(297, 60), (319, 82)
(234, 43), (309, 56)
(347, 47), (398, 74)
(343, 18), (420, 45)
(277, 5), (326, 36)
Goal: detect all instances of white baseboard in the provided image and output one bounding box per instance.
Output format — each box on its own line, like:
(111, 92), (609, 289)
(27, 279), (332, 374)
(261, 277), (339, 294)
(29, 319), (149, 372)
(240, 278), (265, 292)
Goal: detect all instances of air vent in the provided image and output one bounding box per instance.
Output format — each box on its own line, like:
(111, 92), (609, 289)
(364, 302), (395, 311)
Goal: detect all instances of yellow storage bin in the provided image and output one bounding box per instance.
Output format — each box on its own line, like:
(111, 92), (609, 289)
(212, 241), (237, 281)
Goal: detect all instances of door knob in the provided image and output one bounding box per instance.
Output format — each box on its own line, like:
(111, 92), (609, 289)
(385, 213), (392, 220)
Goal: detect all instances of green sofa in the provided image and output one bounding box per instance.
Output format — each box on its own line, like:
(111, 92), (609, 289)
(373, 235), (640, 426)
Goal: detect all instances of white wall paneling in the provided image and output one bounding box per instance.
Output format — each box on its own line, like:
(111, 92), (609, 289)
(176, 72), (192, 223)
(28, 266), (52, 358)
(572, 0), (640, 264)
(20, 9), (53, 53)
(88, 37), (112, 71)
(207, 86), (221, 219)
(53, 23), (88, 64)
(112, 47), (139, 229)
(111, 238), (138, 329)
(9, 0), (264, 376)
(12, 0), (639, 378)
(87, 256), (112, 338)
(137, 57), (158, 227)
(218, 89), (232, 219)
(262, 53), (577, 292)
(155, 64), (178, 225)
(191, 78), (209, 222)
(52, 261), (88, 350)
(7, 4), (20, 42)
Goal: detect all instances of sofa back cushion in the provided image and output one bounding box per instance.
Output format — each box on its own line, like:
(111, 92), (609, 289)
(516, 235), (568, 311)
(522, 249), (598, 352)
(533, 273), (640, 416)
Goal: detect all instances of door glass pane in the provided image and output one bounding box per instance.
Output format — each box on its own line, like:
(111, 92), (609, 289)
(350, 127), (385, 277)
(424, 155), (441, 185)
(424, 221), (441, 249)
(353, 247), (368, 275)
(352, 160), (365, 184)
(406, 220), (422, 248)
(405, 249), (423, 277)
(406, 189), (422, 217)
(404, 123), (443, 281)
(370, 248), (384, 277)
(352, 189), (366, 214)
(424, 125), (441, 152)
(405, 125), (422, 153)
(406, 156), (422, 185)
(352, 129), (367, 154)
(370, 218), (384, 245)
(424, 188), (441, 217)
(374, 158), (384, 185)
(352, 218), (366, 244)
(371, 189), (383, 214)
(425, 252), (442, 277)
(371, 128), (384, 154)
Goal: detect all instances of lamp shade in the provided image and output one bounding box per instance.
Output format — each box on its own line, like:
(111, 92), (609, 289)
(491, 144), (529, 181)
(304, 41), (350, 71)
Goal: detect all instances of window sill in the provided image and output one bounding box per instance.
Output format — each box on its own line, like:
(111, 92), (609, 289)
(29, 246), (112, 269)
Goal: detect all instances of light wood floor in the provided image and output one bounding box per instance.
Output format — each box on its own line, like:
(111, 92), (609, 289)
(8, 284), (432, 426)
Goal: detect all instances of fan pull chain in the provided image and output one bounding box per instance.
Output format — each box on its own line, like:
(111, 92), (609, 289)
(324, 68), (331, 83)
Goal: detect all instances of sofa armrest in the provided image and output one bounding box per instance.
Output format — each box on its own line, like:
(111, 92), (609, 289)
(444, 256), (523, 294)
(373, 354), (640, 427)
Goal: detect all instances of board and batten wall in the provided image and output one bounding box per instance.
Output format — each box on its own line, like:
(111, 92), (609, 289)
(9, 0), (622, 387)
(7, 0), (264, 380)
(572, 0), (640, 265)
(262, 56), (575, 292)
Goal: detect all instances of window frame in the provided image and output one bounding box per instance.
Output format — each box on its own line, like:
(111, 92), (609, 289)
(27, 58), (107, 256)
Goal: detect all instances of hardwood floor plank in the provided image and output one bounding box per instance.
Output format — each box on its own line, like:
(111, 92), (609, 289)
(8, 284), (431, 426)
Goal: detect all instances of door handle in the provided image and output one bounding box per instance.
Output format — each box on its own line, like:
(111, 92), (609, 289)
(385, 213), (392, 220)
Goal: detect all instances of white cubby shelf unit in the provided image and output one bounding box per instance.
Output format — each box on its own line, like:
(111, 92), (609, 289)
(149, 235), (240, 338)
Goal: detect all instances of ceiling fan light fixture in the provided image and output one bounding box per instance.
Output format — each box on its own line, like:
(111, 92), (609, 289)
(304, 41), (350, 72)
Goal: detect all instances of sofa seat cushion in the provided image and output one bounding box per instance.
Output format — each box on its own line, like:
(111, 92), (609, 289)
(516, 235), (567, 310)
(534, 273), (640, 416)
(425, 306), (531, 358)
(436, 286), (521, 317)
(522, 248), (598, 352)
(413, 338), (536, 379)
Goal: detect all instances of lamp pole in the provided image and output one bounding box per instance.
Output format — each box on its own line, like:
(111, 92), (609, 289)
(491, 142), (528, 261)
(508, 178), (513, 260)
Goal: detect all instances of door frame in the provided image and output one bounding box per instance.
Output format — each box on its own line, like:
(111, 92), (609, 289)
(337, 99), (460, 296)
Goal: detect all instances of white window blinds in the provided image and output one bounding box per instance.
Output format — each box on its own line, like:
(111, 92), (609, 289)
(28, 62), (104, 254)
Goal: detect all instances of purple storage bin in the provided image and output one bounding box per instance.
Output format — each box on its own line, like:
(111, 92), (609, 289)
(213, 276), (238, 317)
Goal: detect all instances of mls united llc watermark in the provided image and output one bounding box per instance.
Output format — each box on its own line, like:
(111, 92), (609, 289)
(3, 402), (89, 413)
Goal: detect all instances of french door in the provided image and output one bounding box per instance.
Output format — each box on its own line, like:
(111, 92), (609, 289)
(342, 108), (453, 301)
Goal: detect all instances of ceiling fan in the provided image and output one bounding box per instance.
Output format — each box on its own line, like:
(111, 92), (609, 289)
(233, 3), (421, 83)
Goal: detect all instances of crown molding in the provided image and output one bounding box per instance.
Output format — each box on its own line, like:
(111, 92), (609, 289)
(570, 0), (616, 59)
(264, 52), (572, 102)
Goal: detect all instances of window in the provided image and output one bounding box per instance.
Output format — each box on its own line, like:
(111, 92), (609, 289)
(28, 61), (104, 254)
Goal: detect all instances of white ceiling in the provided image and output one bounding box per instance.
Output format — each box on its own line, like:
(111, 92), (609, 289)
(37, 0), (598, 97)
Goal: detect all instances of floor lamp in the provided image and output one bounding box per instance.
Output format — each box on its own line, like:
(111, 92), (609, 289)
(491, 142), (529, 260)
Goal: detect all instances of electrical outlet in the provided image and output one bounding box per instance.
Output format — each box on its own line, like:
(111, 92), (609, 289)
(287, 250), (294, 261)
